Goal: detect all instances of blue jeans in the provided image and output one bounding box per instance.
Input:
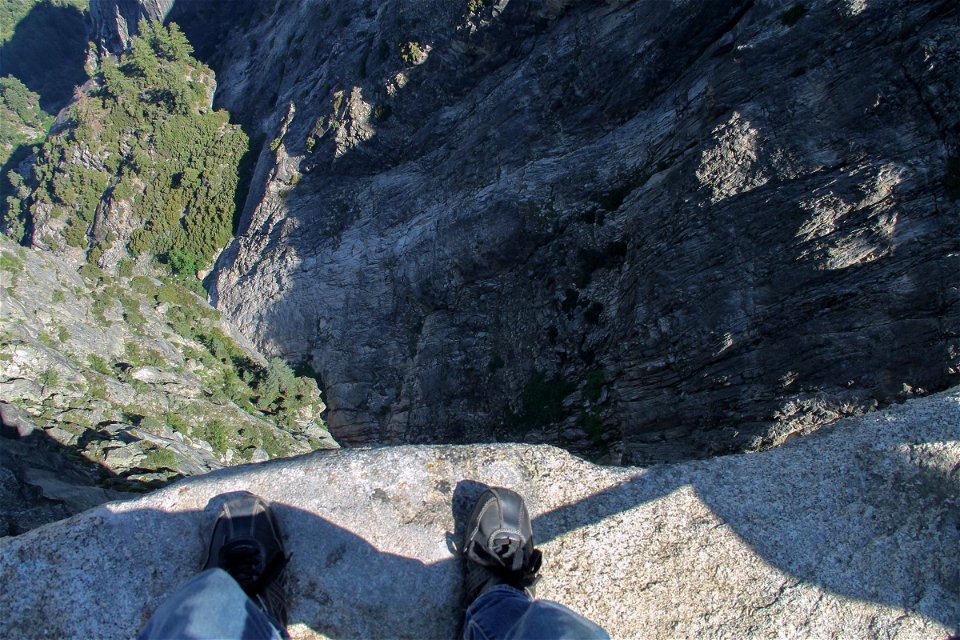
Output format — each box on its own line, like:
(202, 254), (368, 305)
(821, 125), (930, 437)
(464, 585), (609, 640)
(140, 570), (608, 640)
(138, 569), (287, 640)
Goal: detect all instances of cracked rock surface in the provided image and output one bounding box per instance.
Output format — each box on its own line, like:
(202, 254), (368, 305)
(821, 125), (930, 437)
(2, 388), (957, 639)
(176, 0), (960, 462)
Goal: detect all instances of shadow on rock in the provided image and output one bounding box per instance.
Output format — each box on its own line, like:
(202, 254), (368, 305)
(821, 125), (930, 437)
(0, 1), (88, 114)
(0, 392), (957, 637)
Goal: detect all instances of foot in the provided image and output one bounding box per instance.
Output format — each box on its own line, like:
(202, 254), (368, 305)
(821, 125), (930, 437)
(463, 487), (542, 607)
(203, 492), (289, 628)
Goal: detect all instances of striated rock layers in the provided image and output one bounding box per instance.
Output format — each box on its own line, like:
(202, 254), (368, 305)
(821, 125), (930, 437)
(88, 0), (174, 53)
(1, 389), (957, 639)
(105, 0), (959, 462)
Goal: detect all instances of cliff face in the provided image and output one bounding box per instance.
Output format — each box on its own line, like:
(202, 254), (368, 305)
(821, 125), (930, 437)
(81, 0), (960, 463)
(1, 389), (957, 639)
(203, 0), (959, 462)
(0, 237), (335, 535)
(88, 0), (174, 53)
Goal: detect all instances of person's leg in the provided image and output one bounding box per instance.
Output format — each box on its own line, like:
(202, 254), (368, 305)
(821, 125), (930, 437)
(138, 568), (286, 640)
(138, 492), (290, 640)
(461, 487), (609, 640)
(507, 598), (610, 640)
(464, 584), (608, 640)
(463, 584), (533, 640)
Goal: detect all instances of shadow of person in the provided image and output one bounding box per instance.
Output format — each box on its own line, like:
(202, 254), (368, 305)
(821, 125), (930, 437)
(528, 395), (960, 632)
(0, 393), (957, 638)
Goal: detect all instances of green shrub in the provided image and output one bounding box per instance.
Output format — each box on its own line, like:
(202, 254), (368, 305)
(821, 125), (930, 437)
(139, 416), (164, 431)
(400, 41), (425, 65)
(780, 3), (806, 27)
(118, 293), (146, 331)
(0, 250), (22, 273)
(0, 75), (54, 168)
(117, 258), (134, 277)
(87, 376), (108, 400)
(156, 282), (195, 305)
(87, 353), (111, 374)
(578, 410), (607, 450)
(165, 411), (190, 434)
(583, 368), (607, 403)
(372, 103), (391, 122)
(90, 296), (111, 325)
(130, 275), (157, 296)
(11, 20), (247, 274)
(39, 367), (59, 391)
(205, 420), (230, 453)
(167, 247), (201, 275)
(143, 446), (176, 469)
(77, 262), (103, 283)
(506, 371), (576, 432)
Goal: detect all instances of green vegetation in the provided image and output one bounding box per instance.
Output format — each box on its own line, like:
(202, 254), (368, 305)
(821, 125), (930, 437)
(142, 446), (176, 469)
(255, 357), (320, 427)
(39, 366), (59, 392)
(6, 20), (249, 273)
(400, 41), (425, 65)
(86, 375), (108, 400)
(467, 0), (486, 16)
(577, 410), (607, 452)
(203, 420), (230, 453)
(0, 248), (22, 272)
(372, 103), (391, 122)
(87, 353), (111, 375)
(0, 75), (53, 166)
(507, 371), (576, 432)
(583, 368), (607, 403)
(944, 156), (960, 199)
(780, 3), (806, 27)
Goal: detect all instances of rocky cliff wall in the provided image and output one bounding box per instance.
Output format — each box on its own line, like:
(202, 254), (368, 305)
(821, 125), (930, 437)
(1, 388), (957, 639)
(199, 0), (959, 462)
(0, 238), (336, 535)
(88, 0), (174, 53)
(83, 0), (960, 463)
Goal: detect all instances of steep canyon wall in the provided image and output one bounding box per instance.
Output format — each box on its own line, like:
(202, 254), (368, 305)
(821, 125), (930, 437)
(101, 0), (959, 463)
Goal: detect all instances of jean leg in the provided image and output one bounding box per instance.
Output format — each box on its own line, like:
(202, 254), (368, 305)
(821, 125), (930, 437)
(464, 585), (608, 640)
(506, 600), (610, 640)
(138, 568), (286, 640)
(464, 585), (535, 640)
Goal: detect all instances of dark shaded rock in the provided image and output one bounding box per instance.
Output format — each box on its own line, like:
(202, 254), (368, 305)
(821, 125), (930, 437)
(0, 415), (137, 537)
(0, 402), (36, 439)
(201, 0), (958, 463)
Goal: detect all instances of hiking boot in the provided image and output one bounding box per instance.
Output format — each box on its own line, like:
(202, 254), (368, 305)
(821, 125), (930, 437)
(203, 492), (289, 628)
(463, 487), (542, 606)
